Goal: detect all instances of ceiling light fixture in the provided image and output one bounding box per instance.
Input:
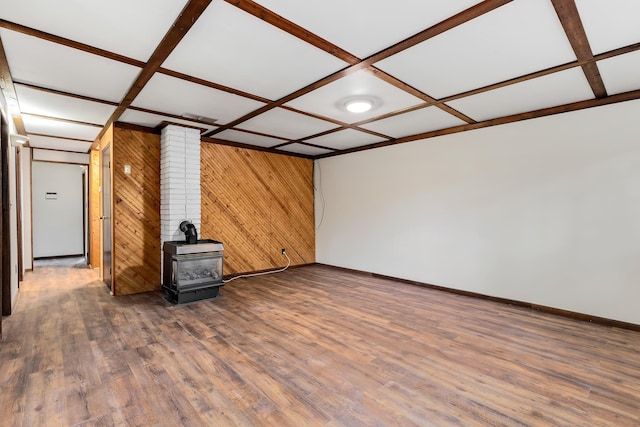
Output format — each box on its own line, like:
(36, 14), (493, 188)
(345, 99), (374, 113)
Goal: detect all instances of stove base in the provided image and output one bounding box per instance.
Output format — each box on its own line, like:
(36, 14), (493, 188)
(162, 284), (222, 305)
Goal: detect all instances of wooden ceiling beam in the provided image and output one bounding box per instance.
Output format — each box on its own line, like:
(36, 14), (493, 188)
(27, 132), (94, 143)
(210, 0), (508, 137)
(21, 112), (103, 128)
(0, 19), (145, 68)
(99, 0), (213, 139)
(551, 0), (607, 98)
(14, 81), (119, 106)
(0, 35), (26, 134)
(366, 66), (476, 124)
(362, 0), (513, 66)
(318, 88), (640, 159)
(224, 0), (360, 64)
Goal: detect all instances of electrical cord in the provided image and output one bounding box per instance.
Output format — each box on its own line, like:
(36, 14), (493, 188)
(222, 250), (290, 284)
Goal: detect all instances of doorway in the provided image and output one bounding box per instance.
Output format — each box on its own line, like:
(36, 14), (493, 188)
(32, 162), (87, 265)
(101, 145), (112, 291)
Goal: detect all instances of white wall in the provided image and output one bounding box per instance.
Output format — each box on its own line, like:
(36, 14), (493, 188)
(32, 161), (85, 258)
(20, 146), (32, 271)
(316, 99), (640, 325)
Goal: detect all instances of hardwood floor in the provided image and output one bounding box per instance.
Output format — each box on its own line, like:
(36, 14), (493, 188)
(1, 264), (639, 426)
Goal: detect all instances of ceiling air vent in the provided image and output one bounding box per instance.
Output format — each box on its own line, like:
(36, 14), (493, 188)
(182, 113), (218, 125)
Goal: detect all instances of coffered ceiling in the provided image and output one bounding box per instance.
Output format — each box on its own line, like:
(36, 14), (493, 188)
(1, 0), (639, 158)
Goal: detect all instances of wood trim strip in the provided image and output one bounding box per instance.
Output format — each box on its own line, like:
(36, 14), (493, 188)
(157, 67), (273, 104)
(21, 112), (103, 128)
(99, 0), (213, 139)
(362, 0), (513, 66)
(224, 0), (360, 64)
(320, 264), (640, 332)
(13, 81), (119, 106)
(30, 146), (91, 155)
(353, 38), (640, 129)
(366, 66), (476, 124)
(0, 19), (145, 69)
(0, 36), (26, 134)
(203, 64), (367, 137)
(126, 105), (220, 129)
(222, 127), (290, 142)
(201, 136), (314, 159)
(27, 132), (94, 143)
(114, 121), (160, 135)
(207, 1), (508, 137)
(550, 0), (607, 98)
(317, 88), (640, 158)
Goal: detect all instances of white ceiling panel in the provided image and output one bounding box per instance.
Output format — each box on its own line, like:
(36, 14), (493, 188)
(0, 29), (140, 102)
(375, 0), (576, 99)
(28, 134), (93, 153)
(214, 130), (287, 148)
(253, 0), (483, 59)
(161, 0), (347, 100)
(118, 109), (217, 133)
(447, 68), (594, 122)
(23, 115), (101, 141)
(15, 85), (116, 125)
(304, 129), (386, 151)
(131, 73), (265, 125)
(576, 0), (640, 55)
(0, 0), (189, 61)
(277, 143), (333, 157)
(236, 108), (338, 140)
(361, 106), (467, 138)
(285, 70), (423, 123)
(598, 51), (640, 96)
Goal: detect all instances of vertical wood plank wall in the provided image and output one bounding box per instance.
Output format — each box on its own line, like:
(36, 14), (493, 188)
(201, 144), (315, 275)
(111, 127), (161, 295)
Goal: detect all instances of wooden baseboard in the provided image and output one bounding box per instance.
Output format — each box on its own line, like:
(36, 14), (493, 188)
(317, 263), (640, 332)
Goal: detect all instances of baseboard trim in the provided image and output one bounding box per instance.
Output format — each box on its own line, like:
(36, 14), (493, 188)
(34, 254), (84, 260)
(317, 263), (640, 332)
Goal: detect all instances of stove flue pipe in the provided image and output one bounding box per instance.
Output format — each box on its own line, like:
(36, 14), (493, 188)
(179, 220), (198, 244)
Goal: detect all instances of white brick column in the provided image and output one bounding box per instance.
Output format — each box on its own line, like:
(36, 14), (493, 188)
(160, 125), (201, 247)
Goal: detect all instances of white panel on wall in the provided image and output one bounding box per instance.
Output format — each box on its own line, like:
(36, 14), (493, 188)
(316, 99), (640, 325)
(32, 161), (85, 258)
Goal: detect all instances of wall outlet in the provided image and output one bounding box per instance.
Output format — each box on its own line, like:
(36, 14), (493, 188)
(281, 248), (286, 255)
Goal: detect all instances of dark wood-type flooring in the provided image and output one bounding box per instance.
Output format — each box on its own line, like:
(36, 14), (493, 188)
(1, 264), (639, 426)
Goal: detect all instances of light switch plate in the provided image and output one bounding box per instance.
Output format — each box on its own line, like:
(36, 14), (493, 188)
(124, 165), (131, 175)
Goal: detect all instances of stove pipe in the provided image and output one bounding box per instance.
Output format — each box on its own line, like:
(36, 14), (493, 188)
(179, 220), (198, 244)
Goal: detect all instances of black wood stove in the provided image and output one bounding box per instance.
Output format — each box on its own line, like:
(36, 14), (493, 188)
(162, 237), (224, 305)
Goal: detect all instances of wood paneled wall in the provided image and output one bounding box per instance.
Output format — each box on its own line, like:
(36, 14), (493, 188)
(91, 125), (314, 294)
(111, 127), (161, 295)
(201, 144), (315, 275)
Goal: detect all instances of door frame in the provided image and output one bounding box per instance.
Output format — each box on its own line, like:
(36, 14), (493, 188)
(101, 144), (112, 293)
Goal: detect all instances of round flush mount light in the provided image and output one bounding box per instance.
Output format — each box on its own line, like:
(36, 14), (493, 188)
(345, 99), (373, 113)
(337, 95), (381, 114)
